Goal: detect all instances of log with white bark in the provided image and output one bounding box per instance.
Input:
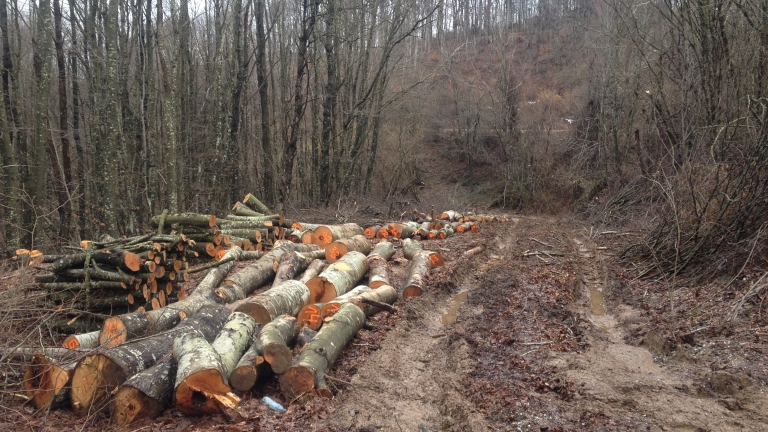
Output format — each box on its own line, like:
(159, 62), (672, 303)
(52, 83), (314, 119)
(298, 285), (370, 330)
(271, 251), (315, 286)
(259, 315), (299, 374)
(242, 193), (272, 215)
(62, 330), (101, 350)
(367, 242), (394, 289)
(280, 303), (366, 400)
(23, 351), (83, 410)
(312, 223), (365, 248)
(229, 331), (265, 392)
(305, 251), (369, 303)
(233, 280), (311, 325)
(69, 304), (231, 415)
(325, 235), (372, 263)
(298, 259), (328, 283)
(99, 247), (243, 347)
(109, 356), (176, 425)
(318, 285), (372, 319)
(403, 250), (435, 299)
(403, 238), (445, 267)
(215, 242), (321, 302)
(51, 249), (143, 273)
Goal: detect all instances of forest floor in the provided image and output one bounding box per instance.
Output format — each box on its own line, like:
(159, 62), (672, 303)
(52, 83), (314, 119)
(1, 215), (767, 431)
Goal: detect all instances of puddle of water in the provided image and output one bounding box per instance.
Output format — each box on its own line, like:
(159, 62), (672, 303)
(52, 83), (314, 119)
(590, 287), (605, 315)
(442, 291), (469, 325)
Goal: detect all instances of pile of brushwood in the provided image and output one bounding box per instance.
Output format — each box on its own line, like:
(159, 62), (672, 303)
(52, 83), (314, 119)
(9, 197), (503, 425)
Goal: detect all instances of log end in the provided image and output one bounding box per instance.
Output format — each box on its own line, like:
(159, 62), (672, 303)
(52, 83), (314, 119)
(312, 226), (333, 248)
(125, 252), (143, 272)
(320, 302), (341, 320)
(62, 335), (81, 350)
(280, 366), (316, 401)
(229, 364), (258, 393)
(110, 386), (164, 426)
(318, 280), (339, 303)
(403, 286), (423, 300)
(208, 215), (217, 227)
(234, 302), (272, 325)
(306, 278), (327, 303)
(23, 355), (70, 409)
(301, 232), (315, 244)
(369, 280), (387, 289)
(325, 243), (347, 264)
(99, 317), (128, 347)
(429, 251), (445, 268)
(174, 369), (235, 416)
(297, 305), (323, 331)
(263, 343), (293, 374)
(70, 354), (126, 415)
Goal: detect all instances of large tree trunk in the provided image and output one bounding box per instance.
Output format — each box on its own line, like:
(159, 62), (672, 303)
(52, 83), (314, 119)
(306, 251), (368, 302)
(173, 312), (256, 417)
(312, 223), (364, 247)
(23, 351), (82, 410)
(259, 315), (299, 373)
(69, 304), (231, 415)
(109, 356), (175, 425)
(99, 247), (243, 346)
(272, 251), (314, 286)
(233, 280), (310, 324)
(325, 234), (372, 263)
(280, 303), (365, 400)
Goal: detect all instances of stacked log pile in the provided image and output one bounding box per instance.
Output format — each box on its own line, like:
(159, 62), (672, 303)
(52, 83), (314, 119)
(17, 204), (505, 425)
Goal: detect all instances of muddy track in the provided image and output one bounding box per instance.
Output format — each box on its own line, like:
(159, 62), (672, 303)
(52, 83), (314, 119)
(559, 234), (768, 431)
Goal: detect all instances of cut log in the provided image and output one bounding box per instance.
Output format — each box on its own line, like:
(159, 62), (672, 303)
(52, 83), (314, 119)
(375, 227), (389, 239)
(296, 303), (324, 331)
(319, 285), (371, 319)
(58, 267), (135, 284)
(280, 303), (366, 400)
(109, 356), (175, 425)
(242, 193), (272, 215)
(440, 210), (462, 221)
(172, 332), (240, 417)
(305, 251), (369, 303)
(233, 280), (310, 325)
(299, 259), (328, 283)
(402, 238), (423, 260)
(39, 281), (127, 291)
(325, 235), (372, 263)
(172, 312), (256, 418)
(62, 330), (101, 350)
(462, 244), (487, 257)
(366, 248), (392, 289)
(217, 218), (280, 229)
(216, 242), (321, 303)
(69, 304), (231, 415)
(369, 241), (395, 260)
(403, 250), (434, 299)
(292, 221), (321, 232)
(312, 223), (364, 248)
(229, 331), (265, 392)
(51, 249), (142, 273)
(150, 213), (216, 228)
(99, 247), (243, 347)
(232, 201), (263, 217)
(349, 285), (398, 316)
(364, 225), (381, 239)
(23, 352), (81, 409)
(387, 222), (418, 239)
(414, 222), (431, 239)
(260, 315), (299, 374)
(272, 252), (314, 286)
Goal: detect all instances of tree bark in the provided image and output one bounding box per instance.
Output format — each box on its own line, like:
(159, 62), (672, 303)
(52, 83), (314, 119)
(299, 259), (327, 283)
(229, 331), (265, 392)
(322, 285), (397, 318)
(62, 330), (101, 349)
(312, 223), (364, 247)
(369, 241), (395, 260)
(23, 352), (81, 409)
(280, 303), (365, 400)
(260, 315), (299, 373)
(233, 280), (310, 324)
(306, 251), (369, 302)
(51, 249), (143, 273)
(403, 250), (434, 299)
(69, 304), (231, 415)
(99, 247), (242, 346)
(109, 356), (175, 425)
(272, 251), (314, 286)
(318, 285), (371, 320)
(150, 213), (217, 228)
(243, 193), (272, 214)
(325, 235), (372, 263)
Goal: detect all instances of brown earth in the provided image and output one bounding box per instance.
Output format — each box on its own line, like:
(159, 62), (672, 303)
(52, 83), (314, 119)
(1, 215), (767, 431)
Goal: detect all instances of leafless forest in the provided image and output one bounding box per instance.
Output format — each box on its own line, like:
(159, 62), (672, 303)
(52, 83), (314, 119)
(0, 0), (765, 276)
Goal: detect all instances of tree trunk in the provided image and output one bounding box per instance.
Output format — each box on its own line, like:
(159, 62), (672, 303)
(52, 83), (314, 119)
(318, 285), (371, 320)
(305, 251), (368, 302)
(272, 251), (314, 286)
(232, 201), (263, 217)
(260, 315), (299, 373)
(69, 304), (231, 415)
(99, 247), (242, 346)
(150, 213), (217, 228)
(51, 249), (143, 273)
(325, 235), (372, 263)
(402, 238), (423, 260)
(364, 225), (381, 239)
(23, 351), (83, 409)
(233, 280), (310, 324)
(403, 250), (434, 299)
(298, 259), (327, 283)
(62, 330), (101, 349)
(229, 332), (265, 392)
(243, 193), (272, 214)
(280, 303), (365, 400)
(323, 284), (397, 319)
(369, 241), (394, 260)
(109, 356), (175, 425)
(312, 223), (364, 247)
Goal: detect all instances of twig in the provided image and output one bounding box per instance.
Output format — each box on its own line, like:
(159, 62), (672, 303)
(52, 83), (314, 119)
(324, 375), (353, 386)
(530, 237), (552, 248)
(360, 298), (396, 313)
(520, 340), (554, 346)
